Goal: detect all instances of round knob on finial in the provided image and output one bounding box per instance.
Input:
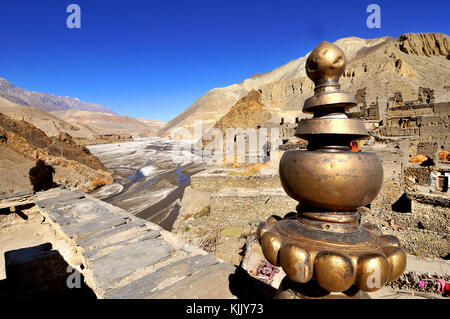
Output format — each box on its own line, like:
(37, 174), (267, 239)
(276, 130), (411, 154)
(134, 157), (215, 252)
(306, 41), (346, 86)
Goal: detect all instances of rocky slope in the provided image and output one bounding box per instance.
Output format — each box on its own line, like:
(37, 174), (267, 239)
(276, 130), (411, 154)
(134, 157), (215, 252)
(397, 33), (449, 57)
(0, 113), (112, 194)
(214, 90), (271, 133)
(200, 90), (272, 149)
(158, 32), (450, 138)
(137, 118), (166, 135)
(0, 113), (106, 170)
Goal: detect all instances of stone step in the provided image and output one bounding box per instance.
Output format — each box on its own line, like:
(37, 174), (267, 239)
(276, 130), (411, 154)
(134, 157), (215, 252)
(104, 254), (224, 299)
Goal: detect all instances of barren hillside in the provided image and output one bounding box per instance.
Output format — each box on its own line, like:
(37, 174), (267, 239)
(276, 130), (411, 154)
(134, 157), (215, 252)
(0, 96), (97, 139)
(214, 90), (271, 133)
(158, 32), (449, 138)
(0, 78), (115, 114)
(51, 110), (165, 138)
(0, 79), (165, 139)
(0, 113), (112, 194)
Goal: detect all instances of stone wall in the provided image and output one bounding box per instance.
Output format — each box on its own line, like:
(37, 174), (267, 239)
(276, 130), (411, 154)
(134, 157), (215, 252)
(362, 192), (450, 259)
(404, 166), (433, 185)
(380, 114), (449, 139)
(419, 124), (450, 139)
(418, 114), (449, 126)
(380, 127), (420, 137)
(408, 140), (450, 160)
(190, 168), (281, 191)
(417, 142), (439, 159)
(210, 188), (297, 217)
(433, 102), (450, 114)
(386, 104), (434, 117)
(175, 166), (295, 266)
(375, 193), (449, 234)
(411, 199), (449, 233)
(175, 187), (297, 266)
(362, 140), (409, 180)
(380, 99), (449, 143)
(384, 227), (449, 259)
(4, 243), (90, 297)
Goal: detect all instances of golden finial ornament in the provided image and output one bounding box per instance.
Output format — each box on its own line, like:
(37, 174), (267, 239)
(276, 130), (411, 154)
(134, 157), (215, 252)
(257, 41), (406, 299)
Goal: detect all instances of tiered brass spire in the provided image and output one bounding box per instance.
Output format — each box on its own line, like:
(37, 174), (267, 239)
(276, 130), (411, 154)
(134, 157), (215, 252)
(257, 41), (406, 299)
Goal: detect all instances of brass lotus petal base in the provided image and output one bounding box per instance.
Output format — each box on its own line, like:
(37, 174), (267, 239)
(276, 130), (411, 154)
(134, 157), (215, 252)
(257, 215), (406, 295)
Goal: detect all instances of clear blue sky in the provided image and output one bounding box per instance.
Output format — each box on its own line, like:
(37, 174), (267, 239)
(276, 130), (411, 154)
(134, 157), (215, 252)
(0, 0), (448, 122)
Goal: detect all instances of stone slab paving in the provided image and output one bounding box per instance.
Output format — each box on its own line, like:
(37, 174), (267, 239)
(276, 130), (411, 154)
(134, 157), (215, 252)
(91, 238), (175, 292)
(104, 254), (221, 299)
(33, 188), (237, 299)
(0, 189), (34, 209)
(77, 221), (159, 252)
(149, 262), (238, 299)
(34, 189), (86, 209)
(0, 189), (34, 201)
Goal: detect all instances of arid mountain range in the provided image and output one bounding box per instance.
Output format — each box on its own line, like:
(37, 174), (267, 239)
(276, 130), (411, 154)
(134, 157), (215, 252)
(0, 95), (98, 139)
(0, 78), (115, 114)
(51, 110), (165, 138)
(158, 32), (450, 138)
(0, 79), (165, 139)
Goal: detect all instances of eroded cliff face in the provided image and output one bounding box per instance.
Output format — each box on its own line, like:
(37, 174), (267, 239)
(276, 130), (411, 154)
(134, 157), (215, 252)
(258, 77), (314, 115)
(259, 33), (450, 114)
(397, 32), (449, 57)
(159, 33), (450, 138)
(199, 90), (272, 150)
(214, 90), (272, 133)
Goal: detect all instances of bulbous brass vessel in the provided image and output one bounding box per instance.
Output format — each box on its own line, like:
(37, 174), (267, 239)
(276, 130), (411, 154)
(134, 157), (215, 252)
(279, 150), (383, 210)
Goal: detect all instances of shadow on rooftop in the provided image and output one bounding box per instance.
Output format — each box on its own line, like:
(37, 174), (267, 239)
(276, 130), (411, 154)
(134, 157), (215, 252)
(228, 266), (277, 300)
(0, 242), (96, 299)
